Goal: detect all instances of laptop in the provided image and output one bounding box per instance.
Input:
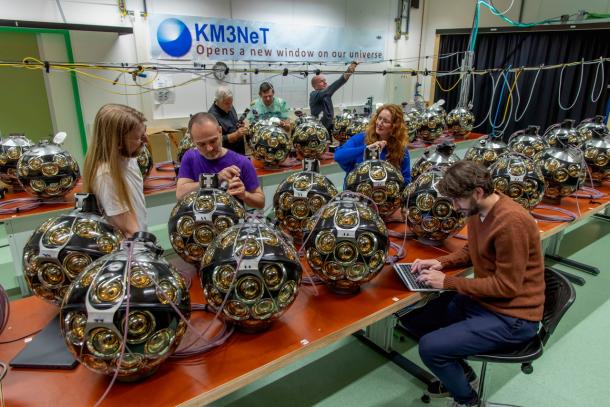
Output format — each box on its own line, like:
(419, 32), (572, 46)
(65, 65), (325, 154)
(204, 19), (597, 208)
(10, 314), (78, 370)
(393, 263), (444, 292)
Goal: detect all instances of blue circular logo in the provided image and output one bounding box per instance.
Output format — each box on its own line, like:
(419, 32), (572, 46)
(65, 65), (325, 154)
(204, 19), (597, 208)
(157, 18), (192, 57)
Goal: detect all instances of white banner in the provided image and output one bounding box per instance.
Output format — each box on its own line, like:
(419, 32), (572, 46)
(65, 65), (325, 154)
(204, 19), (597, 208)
(149, 14), (385, 62)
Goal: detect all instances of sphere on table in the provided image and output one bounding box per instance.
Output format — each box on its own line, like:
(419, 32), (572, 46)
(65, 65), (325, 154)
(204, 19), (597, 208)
(136, 143), (153, 178)
(293, 121), (329, 160)
(508, 126), (548, 159)
(60, 232), (191, 381)
(402, 170), (466, 244)
(446, 107), (475, 138)
(332, 111), (355, 144)
(543, 119), (586, 150)
(273, 162), (338, 242)
(534, 146), (586, 201)
(490, 152), (545, 210)
(16, 139), (80, 198)
(417, 109), (445, 143)
(250, 124), (291, 167)
(464, 137), (508, 168)
(411, 142), (460, 181)
(345, 155), (405, 219)
(168, 174), (246, 265)
(177, 132), (194, 163)
(23, 194), (124, 306)
(0, 133), (34, 189)
(576, 116), (608, 142)
(303, 195), (389, 294)
(200, 217), (302, 332)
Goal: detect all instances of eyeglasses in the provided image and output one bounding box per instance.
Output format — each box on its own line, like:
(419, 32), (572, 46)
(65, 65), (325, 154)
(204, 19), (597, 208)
(376, 118), (392, 125)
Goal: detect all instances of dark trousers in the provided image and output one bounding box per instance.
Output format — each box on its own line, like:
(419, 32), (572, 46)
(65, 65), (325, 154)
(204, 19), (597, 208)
(400, 293), (539, 404)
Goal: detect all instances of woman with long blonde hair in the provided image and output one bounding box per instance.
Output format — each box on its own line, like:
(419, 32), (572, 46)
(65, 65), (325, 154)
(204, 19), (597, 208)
(334, 103), (411, 183)
(83, 104), (147, 237)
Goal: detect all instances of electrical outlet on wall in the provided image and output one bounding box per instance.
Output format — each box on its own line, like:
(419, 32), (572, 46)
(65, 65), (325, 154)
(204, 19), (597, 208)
(153, 76), (175, 105)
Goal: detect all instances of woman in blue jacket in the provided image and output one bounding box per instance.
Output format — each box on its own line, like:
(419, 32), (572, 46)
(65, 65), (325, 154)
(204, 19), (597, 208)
(334, 103), (411, 185)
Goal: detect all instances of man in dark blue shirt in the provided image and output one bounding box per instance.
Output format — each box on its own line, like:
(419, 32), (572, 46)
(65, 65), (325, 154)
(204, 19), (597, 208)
(309, 62), (357, 135)
(208, 86), (248, 155)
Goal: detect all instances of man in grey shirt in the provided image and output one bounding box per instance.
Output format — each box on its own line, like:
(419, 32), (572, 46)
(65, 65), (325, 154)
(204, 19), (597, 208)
(309, 62), (358, 135)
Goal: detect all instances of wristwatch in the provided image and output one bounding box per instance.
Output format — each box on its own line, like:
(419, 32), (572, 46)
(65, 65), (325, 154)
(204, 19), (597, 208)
(222, 133), (229, 144)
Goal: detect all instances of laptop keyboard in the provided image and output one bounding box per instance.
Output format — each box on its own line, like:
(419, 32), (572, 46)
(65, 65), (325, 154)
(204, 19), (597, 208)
(393, 263), (435, 291)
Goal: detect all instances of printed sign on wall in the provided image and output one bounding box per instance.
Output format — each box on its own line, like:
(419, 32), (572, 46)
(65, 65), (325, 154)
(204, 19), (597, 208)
(149, 14), (384, 62)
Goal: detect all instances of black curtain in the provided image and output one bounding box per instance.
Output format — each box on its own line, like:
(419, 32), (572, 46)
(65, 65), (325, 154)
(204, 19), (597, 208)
(434, 29), (610, 140)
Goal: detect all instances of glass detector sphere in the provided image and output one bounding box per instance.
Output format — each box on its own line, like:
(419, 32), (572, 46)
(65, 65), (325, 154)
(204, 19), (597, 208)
(168, 173), (246, 264)
(23, 194), (124, 305)
(576, 115), (609, 142)
(136, 143), (153, 178)
(345, 116), (370, 140)
(490, 152), (545, 210)
(16, 139), (80, 198)
(464, 136), (508, 168)
(583, 135), (610, 185)
(404, 106), (422, 143)
(446, 107), (475, 138)
(344, 149), (405, 218)
(508, 125), (548, 158)
(293, 121), (329, 160)
(534, 145), (586, 202)
(411, 142), (460, 181)
(332, 111), (355, 144)
(0, 133), (34, 189)
(273, 159), (338, 242)
(294, 114), (321, 127)
(402, 170), (466, 244)
(417, 108), (445, 143)
(302, 195), (389, 294)
(543, 119), (586, 150)
(250, 123), (291, 167)
(60, 232), (191, 381)
(200, 216), (302, 332)
(177, 132), (194, 163)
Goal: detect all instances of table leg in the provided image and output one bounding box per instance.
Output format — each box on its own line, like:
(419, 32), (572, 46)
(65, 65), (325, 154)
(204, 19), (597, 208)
(593, 213), (610, 222)
(4, 219), (32, 296)
(542, 230), (599, 278)
(354, 317), (436, 387)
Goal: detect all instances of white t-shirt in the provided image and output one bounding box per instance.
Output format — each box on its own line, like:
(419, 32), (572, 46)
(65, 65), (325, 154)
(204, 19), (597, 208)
(93, 158), (147, 232)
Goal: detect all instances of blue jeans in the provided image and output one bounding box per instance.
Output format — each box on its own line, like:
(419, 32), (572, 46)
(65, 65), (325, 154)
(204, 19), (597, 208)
(400, 293), (539, 404)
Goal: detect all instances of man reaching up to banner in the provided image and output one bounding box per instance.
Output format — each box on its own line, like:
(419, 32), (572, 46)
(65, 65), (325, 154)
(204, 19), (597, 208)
(309, 61), (358, 136)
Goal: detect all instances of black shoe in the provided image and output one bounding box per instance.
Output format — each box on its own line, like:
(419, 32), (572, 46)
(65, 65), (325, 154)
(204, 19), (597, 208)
(425, 367), (478, 399)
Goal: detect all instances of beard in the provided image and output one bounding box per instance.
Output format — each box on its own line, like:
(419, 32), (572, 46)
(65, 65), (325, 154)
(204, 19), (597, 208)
(201, 149), (222, 160)
(458, 196), (481, 217)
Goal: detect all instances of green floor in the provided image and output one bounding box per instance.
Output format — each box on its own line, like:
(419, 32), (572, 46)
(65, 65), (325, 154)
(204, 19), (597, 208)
(209, 216), (610, 407)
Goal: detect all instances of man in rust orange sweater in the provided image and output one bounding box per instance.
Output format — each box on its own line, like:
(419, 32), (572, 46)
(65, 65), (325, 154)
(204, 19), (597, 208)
(400, 160), (545, 407)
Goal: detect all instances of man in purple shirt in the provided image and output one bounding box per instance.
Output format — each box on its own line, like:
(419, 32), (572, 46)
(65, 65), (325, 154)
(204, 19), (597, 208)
(176, 112), (265, 209)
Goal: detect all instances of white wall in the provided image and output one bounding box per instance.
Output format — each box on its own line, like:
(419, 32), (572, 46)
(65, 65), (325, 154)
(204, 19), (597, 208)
(1, 0), (608, 143)
(0, 0), (422, 135)
(37, 33), (86, 164)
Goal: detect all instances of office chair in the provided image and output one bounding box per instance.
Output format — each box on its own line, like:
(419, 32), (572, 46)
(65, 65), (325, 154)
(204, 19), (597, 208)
(424, 267), (576, 406)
